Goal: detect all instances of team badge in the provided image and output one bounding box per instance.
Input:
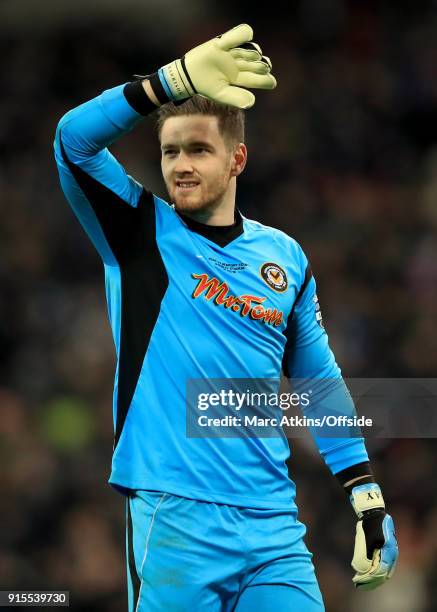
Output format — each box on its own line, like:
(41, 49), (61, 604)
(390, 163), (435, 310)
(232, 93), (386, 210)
(260, 262), (288, 293)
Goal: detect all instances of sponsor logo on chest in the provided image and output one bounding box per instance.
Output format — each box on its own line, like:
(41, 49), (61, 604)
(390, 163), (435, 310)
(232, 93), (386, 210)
(191, 272), (285, 327)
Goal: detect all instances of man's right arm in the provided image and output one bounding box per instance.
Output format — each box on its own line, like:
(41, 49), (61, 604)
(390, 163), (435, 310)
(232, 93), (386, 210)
(54, 23), (276, 264)
(53, 80), (160, 265)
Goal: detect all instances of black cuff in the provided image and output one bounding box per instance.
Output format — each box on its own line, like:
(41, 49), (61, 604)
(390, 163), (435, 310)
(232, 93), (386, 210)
(335, 461), (375, 495)
(145, 72), (190, 107)
(147, 71), (171, 106)
(123, 80), (161, 116)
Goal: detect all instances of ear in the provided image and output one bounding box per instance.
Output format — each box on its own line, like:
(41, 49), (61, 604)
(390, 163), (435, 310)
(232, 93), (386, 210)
(230, 143), (247, 177)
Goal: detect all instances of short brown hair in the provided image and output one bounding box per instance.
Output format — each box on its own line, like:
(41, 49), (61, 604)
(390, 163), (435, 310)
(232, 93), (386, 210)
(156, 95), (245, 152)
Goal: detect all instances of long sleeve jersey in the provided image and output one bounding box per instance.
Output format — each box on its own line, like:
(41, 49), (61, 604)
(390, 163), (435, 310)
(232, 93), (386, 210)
(53, 80), (368, 510)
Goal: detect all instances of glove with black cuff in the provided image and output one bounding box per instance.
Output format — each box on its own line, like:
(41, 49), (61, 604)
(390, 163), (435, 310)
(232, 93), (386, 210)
(133, 23), (277, 109)
(335, 462), (399, 591)
(349, 482), (398, 590)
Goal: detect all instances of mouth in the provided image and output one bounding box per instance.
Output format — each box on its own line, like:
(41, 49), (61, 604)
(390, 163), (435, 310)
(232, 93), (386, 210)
(176, 181), (199, 192)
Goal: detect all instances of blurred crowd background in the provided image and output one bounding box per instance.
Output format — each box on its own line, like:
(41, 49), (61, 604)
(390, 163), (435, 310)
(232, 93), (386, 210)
(1, 0), (436, 610)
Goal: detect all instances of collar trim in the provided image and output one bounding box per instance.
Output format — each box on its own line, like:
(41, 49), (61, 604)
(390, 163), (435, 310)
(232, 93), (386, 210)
(177, 208), (244, 247)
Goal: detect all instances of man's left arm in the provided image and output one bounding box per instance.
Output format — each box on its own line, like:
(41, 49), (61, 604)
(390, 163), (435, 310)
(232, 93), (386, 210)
(282, 256), (398, 590)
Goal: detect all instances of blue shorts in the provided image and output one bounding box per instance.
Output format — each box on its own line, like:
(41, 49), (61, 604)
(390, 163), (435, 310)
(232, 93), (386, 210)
(126, 491), (325, 611)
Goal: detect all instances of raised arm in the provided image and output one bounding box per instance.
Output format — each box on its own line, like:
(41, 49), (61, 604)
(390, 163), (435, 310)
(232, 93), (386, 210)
(53, 79), (161, 265)
(53, 23), (276, 265)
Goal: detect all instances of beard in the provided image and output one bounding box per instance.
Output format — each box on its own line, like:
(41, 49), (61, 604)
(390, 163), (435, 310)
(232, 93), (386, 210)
(169, 179), (228, 216)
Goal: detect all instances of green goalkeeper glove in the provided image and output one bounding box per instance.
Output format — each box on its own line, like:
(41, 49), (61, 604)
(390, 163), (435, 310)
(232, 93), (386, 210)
(139, 23), (277, 109)
(350, 483), (399, 590)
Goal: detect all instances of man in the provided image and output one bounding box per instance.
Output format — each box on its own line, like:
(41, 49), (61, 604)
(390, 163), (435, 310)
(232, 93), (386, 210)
(54, 23), (398, 612)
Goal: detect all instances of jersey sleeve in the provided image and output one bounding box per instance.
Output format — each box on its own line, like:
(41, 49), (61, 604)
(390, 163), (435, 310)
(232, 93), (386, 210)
(53, 81), (159, 265)
(282, 246), (369, 474)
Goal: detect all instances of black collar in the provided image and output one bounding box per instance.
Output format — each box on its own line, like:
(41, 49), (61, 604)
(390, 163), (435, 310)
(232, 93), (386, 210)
(177, 208), (244, 247)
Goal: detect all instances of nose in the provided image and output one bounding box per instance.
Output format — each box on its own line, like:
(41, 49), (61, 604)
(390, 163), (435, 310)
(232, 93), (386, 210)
(173, 151), (194, 175)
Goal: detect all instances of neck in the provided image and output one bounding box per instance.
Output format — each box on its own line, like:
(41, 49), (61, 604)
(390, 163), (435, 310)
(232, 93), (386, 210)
(182, 208), (235, 226)
(178, 207), (240, 229)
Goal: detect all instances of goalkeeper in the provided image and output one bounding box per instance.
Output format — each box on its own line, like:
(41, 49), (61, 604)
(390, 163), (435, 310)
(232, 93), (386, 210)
(54, 24), (398, 611)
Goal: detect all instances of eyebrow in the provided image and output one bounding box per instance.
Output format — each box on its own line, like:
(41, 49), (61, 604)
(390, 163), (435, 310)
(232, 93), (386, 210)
(161, 141), (214, 150)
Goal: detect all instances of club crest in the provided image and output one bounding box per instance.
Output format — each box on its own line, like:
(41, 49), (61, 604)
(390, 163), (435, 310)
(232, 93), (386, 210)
(260, 262), (288, 293)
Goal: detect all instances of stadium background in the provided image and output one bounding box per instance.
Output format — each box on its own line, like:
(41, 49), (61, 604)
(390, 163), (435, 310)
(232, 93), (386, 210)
(1, 1), (436, 610)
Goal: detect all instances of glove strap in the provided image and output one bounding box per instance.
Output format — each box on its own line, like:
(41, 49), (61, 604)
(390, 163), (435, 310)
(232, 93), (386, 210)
(350, 483), (385, 519)
(132, 59), (197, 106)
(153, 59), (197, 102)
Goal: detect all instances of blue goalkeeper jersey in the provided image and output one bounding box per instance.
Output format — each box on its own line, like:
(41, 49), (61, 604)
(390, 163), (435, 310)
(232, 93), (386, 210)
(53, 81), (368, 510)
